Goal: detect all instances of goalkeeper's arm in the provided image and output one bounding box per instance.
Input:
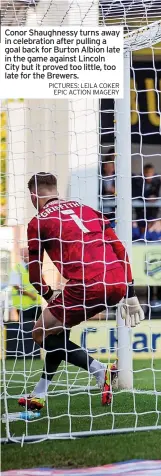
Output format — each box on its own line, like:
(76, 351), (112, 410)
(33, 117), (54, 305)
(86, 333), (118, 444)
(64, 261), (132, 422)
(104, 223), (132, 283)
(27, 222), (54, 302)
(28, 249), (54, 301)
(105, 224), (145, 327)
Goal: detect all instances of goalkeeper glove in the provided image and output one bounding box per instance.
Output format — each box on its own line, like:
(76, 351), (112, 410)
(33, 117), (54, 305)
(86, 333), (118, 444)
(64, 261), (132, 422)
(120, 281), (145, 327)
(43, 287), (61, 303)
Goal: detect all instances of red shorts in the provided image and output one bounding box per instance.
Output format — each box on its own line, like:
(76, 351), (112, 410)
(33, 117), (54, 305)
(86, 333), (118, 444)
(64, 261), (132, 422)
(48, 264), (126, 327)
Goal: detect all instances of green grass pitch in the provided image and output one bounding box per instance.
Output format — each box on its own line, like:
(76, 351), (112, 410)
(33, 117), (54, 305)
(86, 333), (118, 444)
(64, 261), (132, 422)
(1, 358), (161, 471)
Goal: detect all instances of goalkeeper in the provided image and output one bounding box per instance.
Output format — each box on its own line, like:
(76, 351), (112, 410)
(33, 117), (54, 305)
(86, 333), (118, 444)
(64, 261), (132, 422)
(18, 172), (144, 411)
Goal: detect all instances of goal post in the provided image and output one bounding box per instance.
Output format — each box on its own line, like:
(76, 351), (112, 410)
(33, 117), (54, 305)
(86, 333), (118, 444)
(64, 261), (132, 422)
(115, 50), (133, 390)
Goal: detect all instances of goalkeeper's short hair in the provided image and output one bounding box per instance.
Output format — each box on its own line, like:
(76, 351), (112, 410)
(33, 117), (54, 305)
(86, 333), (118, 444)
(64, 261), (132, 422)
(28, 172), (57, 192)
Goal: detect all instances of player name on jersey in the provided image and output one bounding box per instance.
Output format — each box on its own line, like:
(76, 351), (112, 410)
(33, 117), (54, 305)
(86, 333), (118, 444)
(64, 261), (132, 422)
(38, 200), (80, 218)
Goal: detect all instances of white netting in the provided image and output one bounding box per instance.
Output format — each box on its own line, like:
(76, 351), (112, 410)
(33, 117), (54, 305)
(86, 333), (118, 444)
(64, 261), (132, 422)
(1, 0), (161, 444)
(2, 0), (161, 51)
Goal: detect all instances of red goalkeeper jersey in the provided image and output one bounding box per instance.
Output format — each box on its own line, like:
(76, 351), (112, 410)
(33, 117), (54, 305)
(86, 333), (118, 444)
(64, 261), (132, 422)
(28, 199), (132, 295)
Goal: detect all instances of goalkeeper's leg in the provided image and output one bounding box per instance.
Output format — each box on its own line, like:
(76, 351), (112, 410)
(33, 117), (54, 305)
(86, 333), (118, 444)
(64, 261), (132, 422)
(41, 331), (107, 390)
(18, 331), (115, 410)
(45, 333), (117, 406)
(18, 349), (62, 411)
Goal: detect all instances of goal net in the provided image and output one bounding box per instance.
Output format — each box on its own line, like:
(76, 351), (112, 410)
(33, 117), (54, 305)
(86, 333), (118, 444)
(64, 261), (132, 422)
(1, 0), (161, 443)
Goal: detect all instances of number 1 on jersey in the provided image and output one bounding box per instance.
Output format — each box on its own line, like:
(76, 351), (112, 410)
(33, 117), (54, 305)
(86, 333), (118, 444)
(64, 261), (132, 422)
(61, 209), (89, 233)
